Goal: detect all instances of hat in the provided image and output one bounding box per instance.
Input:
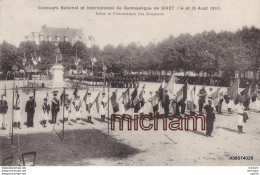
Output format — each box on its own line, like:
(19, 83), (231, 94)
(44, 98), (47, 101)
(102, 93), (105, 95)
(88, 92), (91, 95)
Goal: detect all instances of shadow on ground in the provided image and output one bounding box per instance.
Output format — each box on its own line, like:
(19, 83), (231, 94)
(0, 129), (139, 166)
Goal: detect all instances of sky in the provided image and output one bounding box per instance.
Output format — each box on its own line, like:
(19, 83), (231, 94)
(0, 0), (260, 49)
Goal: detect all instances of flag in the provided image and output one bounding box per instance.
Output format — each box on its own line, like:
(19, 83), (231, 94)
(158, 84), (163, 101)
(60, 89), (65, 106)
(15, 86), (18, 99)
(130, 88), (139, 108)
(250, 84), (258, 102)
(228, 80), (239, 105)
(166, 74), (175, 94)
(208, 88), (221, 106)
(73, 88), (78, 98)
(186, 84), (197, 112)
(83, 87), (89, 103)
(33, 88), (36, 99)
(240, 84), (251, 103)
(110, 90), (119, 113)
(139, 84), (145, 108)
(15, 86), (18, 94)
(123, 88), (131, 110)
(181, 83), (188, 104)
(4, 84), (6, 97)
(92, 92), (100, 113)
(175, 85), (184, 103)
(151, 95), (158, 107)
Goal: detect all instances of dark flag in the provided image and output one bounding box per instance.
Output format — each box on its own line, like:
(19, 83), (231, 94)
(73, 88), (78, 98)
(131, 87), (139, 108)
(60, 90), (65, 106)
(123, 88), (131, 110)
(139, 84), (145, 108)
(33, 88), (36, 99)
(182, 83), (188, 104)
(241, 84), (251, 108)
(158, 84), (164, 101)
(250, 84), (258, 102)
(228, 80), (239, 105)
(110, 90), (119, 113)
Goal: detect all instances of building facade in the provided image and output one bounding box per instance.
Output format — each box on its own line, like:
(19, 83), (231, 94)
(25, 25), (88, 46)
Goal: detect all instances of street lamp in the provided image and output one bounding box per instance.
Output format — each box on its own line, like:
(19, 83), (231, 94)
(32, 55), (41, 87)
(22, 57), (26, 87)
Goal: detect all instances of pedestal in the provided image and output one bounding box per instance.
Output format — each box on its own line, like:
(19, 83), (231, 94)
(50, 64), (66, 88)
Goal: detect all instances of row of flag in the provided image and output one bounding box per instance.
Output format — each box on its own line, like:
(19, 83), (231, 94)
(4, 75), (259, 114)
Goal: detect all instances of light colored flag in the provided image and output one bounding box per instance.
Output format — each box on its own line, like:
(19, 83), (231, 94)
(166, 74), (175, 94)
(186, 84), (197, 112)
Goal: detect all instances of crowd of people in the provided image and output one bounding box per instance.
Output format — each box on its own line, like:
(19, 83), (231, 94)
(0, 82), (259, 137)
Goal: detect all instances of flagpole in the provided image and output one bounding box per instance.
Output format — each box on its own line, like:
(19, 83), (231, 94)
(62, 88), (65, 140)
(11, 82), (15, 145)
(107, 82), (110, 136)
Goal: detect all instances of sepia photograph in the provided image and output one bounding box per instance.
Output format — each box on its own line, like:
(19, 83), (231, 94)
(0, 0), (260, 174)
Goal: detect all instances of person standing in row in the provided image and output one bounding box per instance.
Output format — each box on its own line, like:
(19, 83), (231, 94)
(13, 94), (22, 129)
(100, 92), (106, 122)
(224, 94), (232, 114)
(25, 95), (36, 128)
(74, 95), (82, 124)
(0, 95), (8, 130)
(85, 93), (94, 124)
(51, 92), (60, 124)
(236, 100), (245, 134)
(204, 99), (215, 137)
(41, 98), (50, 127)
(198, 84), (208, 114)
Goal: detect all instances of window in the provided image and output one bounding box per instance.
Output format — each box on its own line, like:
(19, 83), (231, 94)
(56, 36), (60, 41)
(48, 35), (52, 42)
(64, 36), (68, 42)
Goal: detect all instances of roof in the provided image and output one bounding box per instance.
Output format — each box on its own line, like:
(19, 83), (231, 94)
(40, 25), (83, 43)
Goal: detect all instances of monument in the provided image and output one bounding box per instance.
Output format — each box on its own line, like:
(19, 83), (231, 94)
(50, 50), (66, 88)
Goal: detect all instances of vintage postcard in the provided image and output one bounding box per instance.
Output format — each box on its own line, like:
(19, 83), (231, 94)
(0, 0), (260, 174)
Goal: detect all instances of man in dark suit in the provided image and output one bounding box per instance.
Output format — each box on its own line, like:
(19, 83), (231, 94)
(25, 95), (36, 128)
(51, 92), (60, 124)
(204, 99), (215, 137)
(0, 95), (8, 130)
(198, 84), (207, 114)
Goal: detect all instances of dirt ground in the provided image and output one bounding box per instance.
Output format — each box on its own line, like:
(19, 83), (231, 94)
(0, 80), (259, 166)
